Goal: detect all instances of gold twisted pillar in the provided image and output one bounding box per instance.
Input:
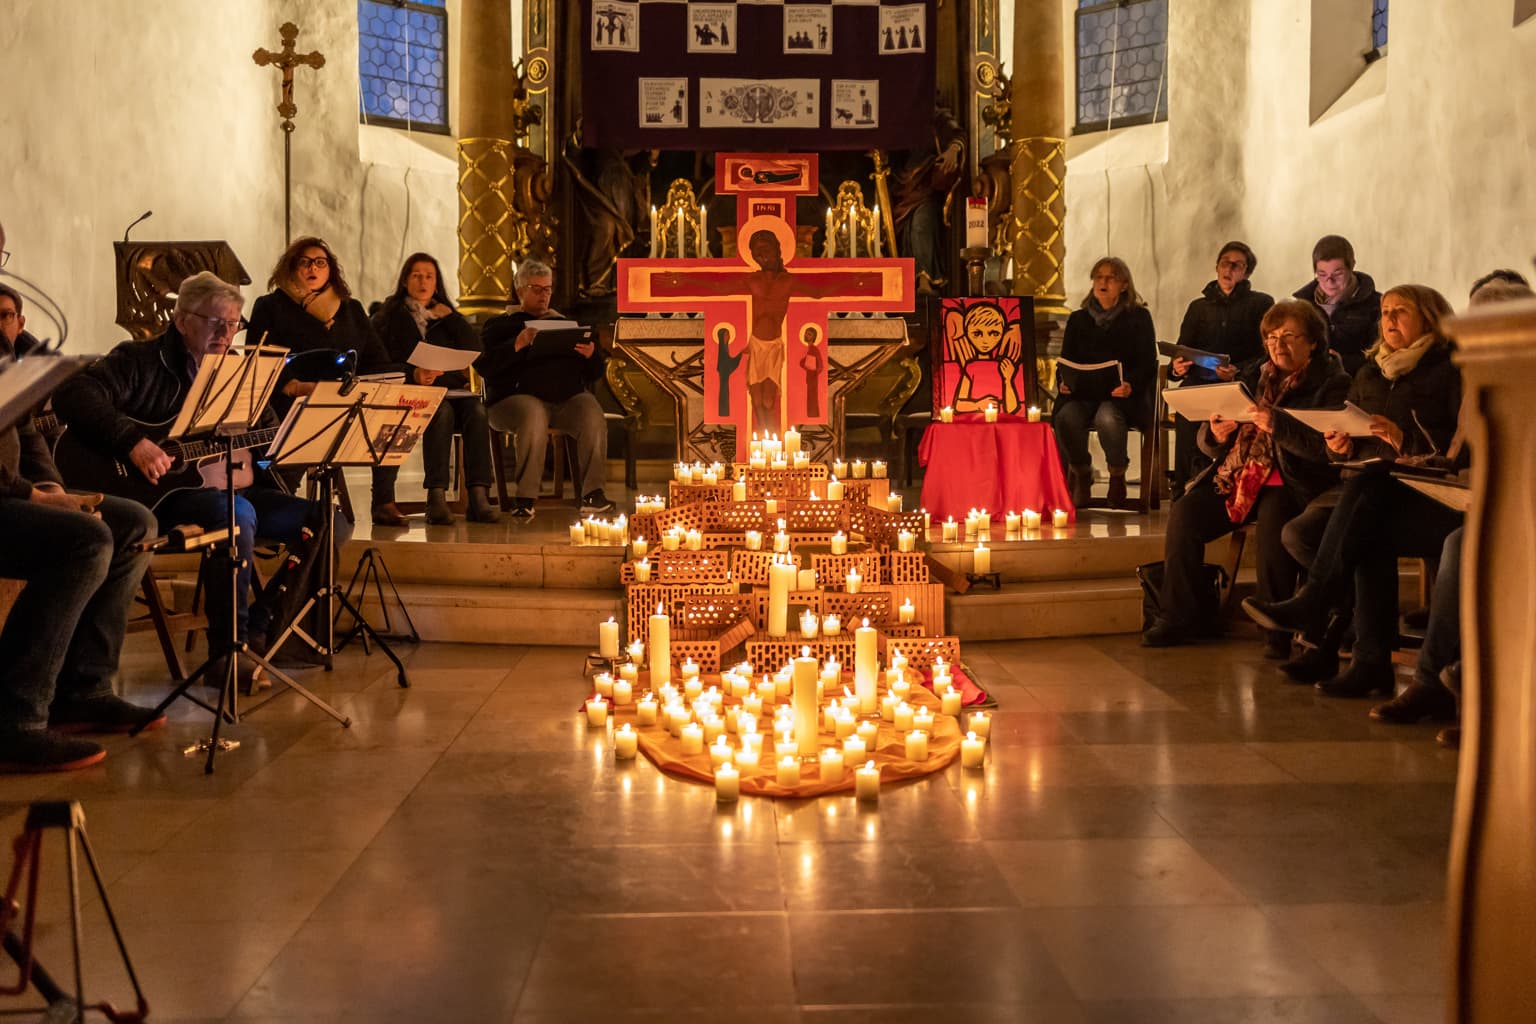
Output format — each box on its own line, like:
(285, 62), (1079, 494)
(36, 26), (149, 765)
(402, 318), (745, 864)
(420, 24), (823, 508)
(1009, 0), (1068, 315)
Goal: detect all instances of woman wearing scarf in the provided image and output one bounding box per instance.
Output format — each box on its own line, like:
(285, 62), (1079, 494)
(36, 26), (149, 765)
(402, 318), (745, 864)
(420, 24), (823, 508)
(371, 253), (496, 525)
(1053, 257), (1158, 508)
(1243, 285), (1463, 697)
(1143, 300), (1349, 650)
(245, 237), (401, 523)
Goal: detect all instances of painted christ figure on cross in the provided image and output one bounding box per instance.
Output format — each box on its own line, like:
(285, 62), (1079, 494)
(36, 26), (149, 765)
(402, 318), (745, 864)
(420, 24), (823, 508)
(620, 214), (911, 438)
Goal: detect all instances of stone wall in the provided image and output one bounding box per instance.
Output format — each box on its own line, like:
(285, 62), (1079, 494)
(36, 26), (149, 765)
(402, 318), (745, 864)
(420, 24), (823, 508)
(0, 0), (461, 353)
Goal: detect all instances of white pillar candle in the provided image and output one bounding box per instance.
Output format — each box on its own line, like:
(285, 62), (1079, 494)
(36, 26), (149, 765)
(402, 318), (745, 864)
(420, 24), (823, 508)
(614, 679), (634, 706)
(897, 529), (915, 552)
(632, 537), (648, 559)
(800, 609), (819, 639)
(942, 518), (958, 543)
(854, 618), (878, 713)
(922, 508), (931, 533)
(709, 735), (734, 768)
(793, 647), (820, 756)
(1005, 512), (1022, 535)
(820, 746), (845, 782)
(650, 603), (671, 686)
(1027, 405), (1042, 423)
(856, 719), (879, 748)
(744, 530), (762, 551)
(973, 544), (991, 574)
(827, 477), (844, 501)
(871, 204), (882, 255)
(834, 709), (857, 739)
(686, 528), (703, 551)
(855, 760), (880, 801)
(585, 697), (608, 727)
(594, 672), (614, 698)
(768, 557), (794, 636)
(599, 617), (620, 658)
(912, 707), (935, 734)
(619, 663), (639, 684)
(894, 702), (915, 731)
(637, 694), (658, 725)
(904, 729), (929, 762)
(823, 614), (841, 636)
(824, 207), (834, 255)
(873, 459), (888, 479)
(940, 406), (954, 423)
(1023, 508), (1042, 530)
(964, 514), (978, 542)
(881, 693), (900, 722)
(842, 735), (867, 767)
(887, 492), (902, 513)
(1052, 508), (1069, 528)
(776, 755), (802, 787)
(941, 687), (962, 717)
(984, 403), (998, 423)
(732, 477), (747, 502)
(978, 510), (992, 536)
(650, 204), (659, 256)
(715, 762), (740, 801)
(634, 558), (651, 582)
(615, 723), (638, 759)
(701, 468), (718, 486)
(962, 730), (987, 768)
(852, 459), (867, 479)
(797, 569), (817, 591)
(774, 531), (790, 553)
(830, 531), (848, 555)
(735, 747), (761, 770)
(832, 458), (847, 478)
(663, 530), (681, 551)
(845, 569), (862, 594)
(569, 523), (585, 545)
(680, 722), (704, 754)
(764, 496), (778, 515)
(969, 710), (992, 738)
(848, 207), (857, 257)
(899, 598), (915, 624)
(784, 426), (801, 455)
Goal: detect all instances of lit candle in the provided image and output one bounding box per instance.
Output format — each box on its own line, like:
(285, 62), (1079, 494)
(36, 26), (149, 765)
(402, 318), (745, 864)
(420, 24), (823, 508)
(715, 761), (740, 801)
(824, 207), (834, 256)
(710, 735), (734, 768)
(637, 693), (658, 725)
(793, 451), (811, 470)
(680, 722), (704, 754)
(650, 603), (671, 686)
(872, 459), (887, 479)
(749, 450), (767, 470)
(619, 662), (638, 684)
(684, 677), (703, 702)
(881, 692), (900, 722)
(634, 557), (651, 582)
(663, 529), (681, 551)
(845, 568), (862, 594)
(913, 707), (935, 734)
(777, 755), (802, 787)
(744, 529), (762, 551)
(698, 205), (708, 257)
(773, 531), (790, 554)
(1053, 508), (1069, 528)
(800, 609), (819, 639)
(1023, 508), (1042, 531)
(894, 702), (915, 731)
(598, 616), (620, 659)
(700, 467), (718, 486)
(784, 425), (801, 455)
(855, 760), (880, 801)
(854, 618), (877, 713)
(977, 510), (992, 537)
(613, 679), (633, 706)
(632, 536), (648, 559)
(650, 204), (659, 256)
(904, 729), (929, 762)
(743, 691), (764, 717)
(775, 668), (793, 700)
(962, 730), (987, 768)
(615, 723), (638, 759)
(827, 477), (844, 501)
(897, 529), (915, 552)
(686, 528), (703, 551)
(890, 678), (911, 702)
(735, 747), (761, 770)
(899, 598), (915, 624)
(940, 686), (962, 717)
(1027, 405), (1041, 423)
(973, 543), (991, 574)
(820, 746), (845, 782)
(942, 517), (958, 543)
(732, 476), (747, 502)
(1005, 511), (1021, 535)
(823, 613), (841, 636)
(848, 207), (857, 258)
(830, 531), (848, 555)
(793, 646), (820, 756)
(834, 708), (857, 739)
(797, 568), (817, 591)
(569, 523), (585, 545)
(856, 719), (879, 748)
(585, 696), (608, 728)
(756, 677), (776, 704)
(768, 556), (794, 636)
(832, 458), (847, 478)
(940, 406), (954, 424)
(852, 459), (867, 479)
(984, 403), (998, 423)
(969, 710), (992, 738)
(676, 206), (685, 258)
(842, 734), (867, 767)
(594, 672), (614, 698)
(764, 495), (778, 515)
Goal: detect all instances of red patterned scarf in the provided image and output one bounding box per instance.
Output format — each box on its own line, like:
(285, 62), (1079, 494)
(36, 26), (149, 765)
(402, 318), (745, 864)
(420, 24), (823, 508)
(1212, 363), (1304, 523)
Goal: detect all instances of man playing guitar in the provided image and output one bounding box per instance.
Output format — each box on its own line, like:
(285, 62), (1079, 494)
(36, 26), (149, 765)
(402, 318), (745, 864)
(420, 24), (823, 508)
(54, 272), (329, 691)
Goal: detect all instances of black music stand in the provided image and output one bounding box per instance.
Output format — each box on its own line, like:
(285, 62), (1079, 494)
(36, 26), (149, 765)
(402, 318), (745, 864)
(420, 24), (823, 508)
(261, 396), (413, 689)
(130, 346), (352, 774)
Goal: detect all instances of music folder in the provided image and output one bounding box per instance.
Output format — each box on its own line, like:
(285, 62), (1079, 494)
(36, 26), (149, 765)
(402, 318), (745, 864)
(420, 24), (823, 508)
(1158, 341), (1231, 372)
(1056, 358), (1123, 401)
(0, 354), (93, 433)
(1160, 382), (1256, 423)
(267, 380), (444, 468)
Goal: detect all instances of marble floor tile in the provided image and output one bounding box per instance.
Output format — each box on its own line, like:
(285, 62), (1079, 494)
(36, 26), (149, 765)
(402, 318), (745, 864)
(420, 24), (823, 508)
(779, 839), (1018, 911)
(1185, 834), (1447, 906)
(1248, 741), (1459, 784)
(1264, 902), (1446, 995)
(986, 837), (1248, 907)
(1091, 743), (1298, 786)
(1078, 994), (1383, 1023)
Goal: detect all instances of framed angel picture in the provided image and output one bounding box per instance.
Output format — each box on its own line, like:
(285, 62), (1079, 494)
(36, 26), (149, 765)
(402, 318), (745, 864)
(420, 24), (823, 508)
(932, 296), (1035, 416)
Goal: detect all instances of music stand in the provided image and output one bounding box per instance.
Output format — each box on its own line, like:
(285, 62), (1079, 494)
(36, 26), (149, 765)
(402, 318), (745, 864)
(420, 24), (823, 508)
(130, 344), (352, 775)
(260, 393), (415, 690)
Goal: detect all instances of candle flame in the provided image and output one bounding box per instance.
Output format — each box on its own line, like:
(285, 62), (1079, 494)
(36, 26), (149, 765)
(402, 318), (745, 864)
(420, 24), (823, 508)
(864, 760), (876, 771)
(967, 731), (978, 741)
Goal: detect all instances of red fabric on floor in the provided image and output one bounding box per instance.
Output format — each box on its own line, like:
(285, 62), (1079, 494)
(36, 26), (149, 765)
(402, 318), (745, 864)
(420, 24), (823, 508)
(918, 415), (1076, 524)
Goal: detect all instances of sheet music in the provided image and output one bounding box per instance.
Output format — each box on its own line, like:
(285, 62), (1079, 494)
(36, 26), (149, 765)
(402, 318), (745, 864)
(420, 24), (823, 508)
(1282, 402), (1377, 438)
(302, 380), (445, 467)
(169, 345), (288, 439)
(405, 340), (480, 373)
(1160, 382), (1256, 423)
(267, 398), (412, 468)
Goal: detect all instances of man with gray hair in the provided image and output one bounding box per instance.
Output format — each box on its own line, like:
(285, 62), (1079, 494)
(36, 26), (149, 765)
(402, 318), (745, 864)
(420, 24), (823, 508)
(54, 271), (320, 692)
(477, 260), (612, 517)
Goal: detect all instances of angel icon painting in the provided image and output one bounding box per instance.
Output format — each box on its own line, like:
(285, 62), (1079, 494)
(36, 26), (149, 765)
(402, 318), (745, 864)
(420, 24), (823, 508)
(938, 298), (1027, 415)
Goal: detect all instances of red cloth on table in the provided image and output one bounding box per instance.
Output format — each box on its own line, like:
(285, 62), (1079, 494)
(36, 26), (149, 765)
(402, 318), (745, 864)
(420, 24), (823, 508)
(918, 415), (1076, 524)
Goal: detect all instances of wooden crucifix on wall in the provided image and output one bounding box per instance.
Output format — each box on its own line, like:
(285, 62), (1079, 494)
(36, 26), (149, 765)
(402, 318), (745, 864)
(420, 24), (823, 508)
(253, 22), (326, 245)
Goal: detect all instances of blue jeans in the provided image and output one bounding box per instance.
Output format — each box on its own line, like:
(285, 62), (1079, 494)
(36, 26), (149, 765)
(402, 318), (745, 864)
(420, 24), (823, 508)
(0, 495), (156, 729)
(154, 487), (316, 650)
(1414, 527), (1462, 691)
(1054, 399), (1130, 469)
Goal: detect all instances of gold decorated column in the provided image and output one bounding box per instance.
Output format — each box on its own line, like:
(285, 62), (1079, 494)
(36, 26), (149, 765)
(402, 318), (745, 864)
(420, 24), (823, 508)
(1008, 0), (1068, 315)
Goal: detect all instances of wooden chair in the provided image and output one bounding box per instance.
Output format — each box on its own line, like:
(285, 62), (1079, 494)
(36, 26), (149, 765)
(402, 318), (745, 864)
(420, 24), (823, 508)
(128, 561), (207, 681)
(398, 369), (510, 516)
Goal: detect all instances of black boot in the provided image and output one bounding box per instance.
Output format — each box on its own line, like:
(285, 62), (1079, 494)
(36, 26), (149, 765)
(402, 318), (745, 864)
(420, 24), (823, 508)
(1316, 660), (1397, 698)
(426, 487), (454, 525)
(467, 485), (499, 523)
(1107, 466), (1128, 509)
(1263, 631), (1293, 660)
(1242, 586), (1324, 634)
(1280, 611), (1346, 682)
(1370, 680), (1458, 723)
(1070, 463), (1093, 507)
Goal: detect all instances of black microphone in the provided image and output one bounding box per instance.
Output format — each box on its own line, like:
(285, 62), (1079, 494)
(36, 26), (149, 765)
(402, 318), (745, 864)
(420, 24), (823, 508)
(122, 210), (153, 243)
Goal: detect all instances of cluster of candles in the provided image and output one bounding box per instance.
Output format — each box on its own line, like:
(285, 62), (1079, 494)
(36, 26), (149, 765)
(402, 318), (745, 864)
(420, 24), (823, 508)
(937, 405), (1042, 424)
(569, 515), (629, 546)
(590, 638), (982, 801)
(829, 458), (885, 480)
(673, 461), (728, 486)
(744, 429), (812, 470)
(824, 204), (883, 258)
(634, 494), (668, 514)
(939, 507), (1069, 545)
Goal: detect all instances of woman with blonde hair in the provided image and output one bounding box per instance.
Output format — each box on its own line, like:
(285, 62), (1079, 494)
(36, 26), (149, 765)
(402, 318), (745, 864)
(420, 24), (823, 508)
(1052, 257), (1157, 508)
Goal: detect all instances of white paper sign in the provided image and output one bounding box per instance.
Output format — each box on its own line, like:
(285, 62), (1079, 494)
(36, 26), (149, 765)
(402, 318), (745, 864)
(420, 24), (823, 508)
(784, 6), (832, 54)
(639, 78), (689, 128)
(701, 78), (819, 128)
(878, 4), (926, 54)
(688, 4), (737, 54)
(830, 80), (879, 129)
(592, 1), (639, 53)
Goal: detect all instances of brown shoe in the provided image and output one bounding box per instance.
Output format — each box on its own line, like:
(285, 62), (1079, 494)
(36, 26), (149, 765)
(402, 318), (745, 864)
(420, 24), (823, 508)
(1069, 464), (1093, 507)
(1107, 467), (1128, 509)
(1370, 680), (1458, 724)
(1436, 725), (1461, 749)
(371, 502), (408, 527)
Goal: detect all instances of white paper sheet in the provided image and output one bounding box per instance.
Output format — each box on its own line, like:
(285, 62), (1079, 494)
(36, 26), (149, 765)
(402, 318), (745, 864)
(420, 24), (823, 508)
(1160, 382), (1256, 423)
(1282, 402), (1377, 437)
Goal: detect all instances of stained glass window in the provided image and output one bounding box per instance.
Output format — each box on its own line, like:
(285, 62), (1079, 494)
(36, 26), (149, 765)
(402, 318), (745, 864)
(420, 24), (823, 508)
(1371, 0), (1389, 51)
(358, 0), (449, 134)
(1075, 0), (1170, 132)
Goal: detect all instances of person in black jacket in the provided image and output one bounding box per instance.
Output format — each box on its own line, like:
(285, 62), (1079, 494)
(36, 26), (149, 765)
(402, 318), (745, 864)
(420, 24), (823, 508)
(244, 237), (408, 525)
(371, 253), (497, 525)
(1168, 242), (1273, 495)
(1053, 257), (1158, 508)
(477, 261), (611, 518)
(1290, 235), (1382, 376)
(1243, 285), (1464, 696)
(1144, 301), (1350, 650)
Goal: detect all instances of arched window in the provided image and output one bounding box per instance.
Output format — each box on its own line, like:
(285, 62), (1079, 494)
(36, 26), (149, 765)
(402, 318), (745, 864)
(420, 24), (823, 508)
(358, 0), (450, 134)
(1370, 0), (1389, 52)
(1074, 0), (1170, 133)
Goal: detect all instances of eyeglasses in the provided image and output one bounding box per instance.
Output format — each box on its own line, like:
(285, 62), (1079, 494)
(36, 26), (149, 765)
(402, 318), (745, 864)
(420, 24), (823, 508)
(296, 257), (330, 271)
(188, 311), (245, 334)
(1217, 259), (1248, 272)
(1264, 331), (1307, 345)
(521, 283), (554, 295)
(0, 310), (17, 324)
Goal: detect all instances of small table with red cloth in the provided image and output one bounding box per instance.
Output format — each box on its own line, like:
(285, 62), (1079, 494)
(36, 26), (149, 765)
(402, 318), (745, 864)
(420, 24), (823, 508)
(918, 414), (1076, 523)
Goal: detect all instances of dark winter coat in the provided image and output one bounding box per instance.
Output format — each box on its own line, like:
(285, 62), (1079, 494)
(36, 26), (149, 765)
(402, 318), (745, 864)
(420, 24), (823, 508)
(1339, 340), (1461, 463)
(1172, 279), (1273, 384)
(370, 298), (482, 393)
(477, 309), (605, 407)
(1053, 304), (1158, 428)
(1291, 272), (1382, 375)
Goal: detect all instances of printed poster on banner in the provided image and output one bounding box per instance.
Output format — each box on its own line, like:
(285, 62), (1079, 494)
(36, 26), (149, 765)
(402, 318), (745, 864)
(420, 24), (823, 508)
(687, 4), (737, 54)
(639, 78), (689, 128)
(878, 4), (926, 54)
(830, 81), (879, 129)
(701, 79), (819, 129)
(784, 6), (832, 54)
(592, 1), (639, 53)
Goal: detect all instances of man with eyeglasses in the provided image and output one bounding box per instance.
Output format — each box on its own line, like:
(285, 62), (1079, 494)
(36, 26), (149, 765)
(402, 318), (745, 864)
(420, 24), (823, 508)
(1291, 235), (1382, 375)
(0, 223), (166, 771)
(477, 260), (613, 517)
(54, 272), (319, 692)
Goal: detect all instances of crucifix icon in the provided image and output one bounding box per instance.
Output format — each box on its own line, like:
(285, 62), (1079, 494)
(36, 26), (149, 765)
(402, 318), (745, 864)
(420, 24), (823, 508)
(254, 22), (326, 244)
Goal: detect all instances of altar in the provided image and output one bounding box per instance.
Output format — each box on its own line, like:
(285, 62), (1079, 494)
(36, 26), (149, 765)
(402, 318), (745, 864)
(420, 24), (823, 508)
(613, 315), (910, 465)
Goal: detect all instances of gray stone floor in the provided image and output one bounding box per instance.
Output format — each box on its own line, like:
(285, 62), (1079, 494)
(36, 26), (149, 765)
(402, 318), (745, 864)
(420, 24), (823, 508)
(0, 632), (1455, 1022)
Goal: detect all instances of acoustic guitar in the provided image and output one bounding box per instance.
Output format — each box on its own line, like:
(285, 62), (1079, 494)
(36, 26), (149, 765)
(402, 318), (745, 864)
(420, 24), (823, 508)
(53, 416), (280, 510)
